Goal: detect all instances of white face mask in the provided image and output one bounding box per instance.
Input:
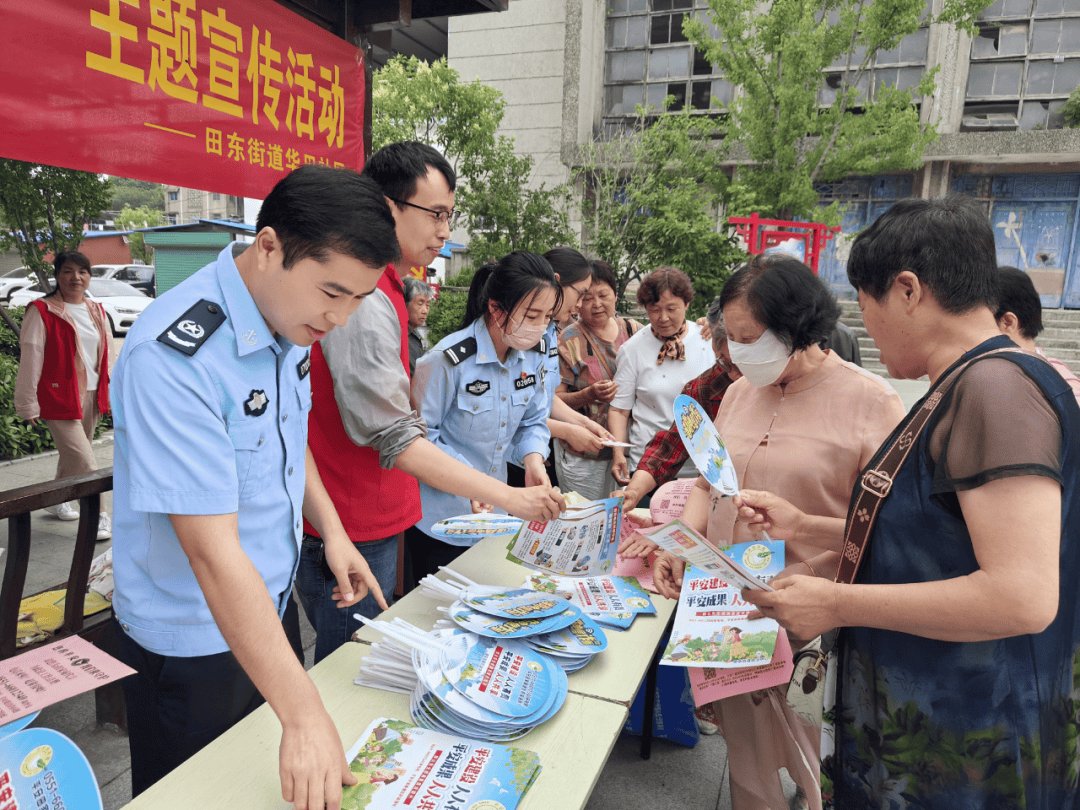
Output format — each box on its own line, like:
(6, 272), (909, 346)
(502, 316), (547, 351)
(727, 328), (792, 387)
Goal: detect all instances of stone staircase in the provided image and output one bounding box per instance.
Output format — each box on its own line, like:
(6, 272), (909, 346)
(838, 300), (1080, 379)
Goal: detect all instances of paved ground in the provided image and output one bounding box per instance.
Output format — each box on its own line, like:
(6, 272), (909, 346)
(3, 370), (931, 809)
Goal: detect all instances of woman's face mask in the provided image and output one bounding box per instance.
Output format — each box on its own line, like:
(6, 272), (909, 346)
(502, 316), (547, 350)
(727, 328), (792, 387)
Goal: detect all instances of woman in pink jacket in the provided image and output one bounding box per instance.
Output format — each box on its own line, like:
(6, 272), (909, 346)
(14, 251), (112, 539)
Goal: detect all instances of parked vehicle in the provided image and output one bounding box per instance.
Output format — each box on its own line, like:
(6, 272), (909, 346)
(91, 264), (156, 297)
(10, 279), (152, 336)
(0, 267), (36, 303)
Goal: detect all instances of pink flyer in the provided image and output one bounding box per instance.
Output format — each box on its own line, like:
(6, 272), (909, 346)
(0, 636), (135, 726)
(687, 629), (794, 705)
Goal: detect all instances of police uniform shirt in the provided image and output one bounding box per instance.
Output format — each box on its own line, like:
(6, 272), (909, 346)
(537, 321), (561, 416)
(110, 244), (311, 657)
(411, 318), (551, 545)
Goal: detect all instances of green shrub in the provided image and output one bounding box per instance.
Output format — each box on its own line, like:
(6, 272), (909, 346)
(0, 307), (23, 360)
(0, 354), (56, 459)
(427, 267), (477, 346)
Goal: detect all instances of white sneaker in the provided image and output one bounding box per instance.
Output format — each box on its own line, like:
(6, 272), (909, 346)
(96, 512), (112, 541)
(45, 502), (79, 521)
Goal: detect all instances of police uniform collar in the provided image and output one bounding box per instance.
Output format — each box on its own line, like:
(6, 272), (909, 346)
(471, 317), (504, 366)
(215, 245), (277, 357)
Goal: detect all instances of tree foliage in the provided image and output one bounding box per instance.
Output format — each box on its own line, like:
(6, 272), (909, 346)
(685, 0), (986, 222)
(574, 107), (743, 316)
(1063, 84), (1080, 128)
(110, 177), (164, 212)
(116, 204), (165, 264)
(0, 160), (114, 287)
(372, 56), (576, 267)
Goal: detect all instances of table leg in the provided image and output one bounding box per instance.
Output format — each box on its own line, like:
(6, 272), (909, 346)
(639, 611), (676, 760)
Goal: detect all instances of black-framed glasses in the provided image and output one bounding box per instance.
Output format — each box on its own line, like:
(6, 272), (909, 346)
(391, 198), (460, 227)
(568, 282), (589, 300)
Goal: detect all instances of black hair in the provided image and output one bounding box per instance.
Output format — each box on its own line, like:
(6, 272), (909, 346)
(362, 141), (457, 204)
(705, 295), (724, 330)
(588, 259), (619, 293)
(403, 277), (434, 304)
(47, 251), (90, 298)
(544, 247), (591, 287)
(847, 194), (998, 313)
(461, 251), (562, 330)
(994, 266), (1043, 340)
(719, 253), (839, 352)
(256, 165), (400, 270)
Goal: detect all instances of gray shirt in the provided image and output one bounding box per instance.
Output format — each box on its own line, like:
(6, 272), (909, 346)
(318, 286), (427, 469)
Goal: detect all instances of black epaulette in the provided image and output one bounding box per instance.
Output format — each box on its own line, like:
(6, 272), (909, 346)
(443, 337), (478, 366)
(530, 337), (548, 354)
(157, 299), (226, 356)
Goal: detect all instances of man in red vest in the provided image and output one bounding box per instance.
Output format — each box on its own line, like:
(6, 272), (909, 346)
(298, 142), (565, 662)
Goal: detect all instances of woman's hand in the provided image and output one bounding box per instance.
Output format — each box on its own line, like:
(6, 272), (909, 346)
(505, 486), (566, 522)
(742, 576), (840, 641)
(733, 489), (804, 542)
(523, 454), (551, 489)
(654, 551), (686, 600)
(611, 450), (630, 486)
(470, 499), (494, 514)
(586, 380), (618, 404)
(618, 532), (659, 558)
(563, 424), (606, 455)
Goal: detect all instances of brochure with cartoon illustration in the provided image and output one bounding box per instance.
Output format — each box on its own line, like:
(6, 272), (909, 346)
(641, 519), (777, 593)
(522, 572), (656, 622)
(506, 496), (623, 577)
(687, 628), (795, 706)
(662, 537), (785, 670)
(341, 717), (542, 810)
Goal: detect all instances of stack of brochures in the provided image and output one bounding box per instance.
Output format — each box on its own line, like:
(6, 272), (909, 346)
(522, 571), (657, 631)
(342, 717), (542, 810)
(356, 616), (571, 740)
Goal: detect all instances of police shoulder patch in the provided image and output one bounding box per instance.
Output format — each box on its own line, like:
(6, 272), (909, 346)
(157, 299), (227, 356)
(443, 337), (478, 366)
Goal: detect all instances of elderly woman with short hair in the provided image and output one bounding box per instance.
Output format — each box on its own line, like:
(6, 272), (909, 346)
(729, 197), (1080, 809)
(608, 267), (715, 495)
(654, 253), (905, 810)
(402, 277), (433, 378)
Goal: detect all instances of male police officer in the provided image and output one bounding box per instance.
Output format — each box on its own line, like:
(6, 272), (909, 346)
(111, 166), (398, 810)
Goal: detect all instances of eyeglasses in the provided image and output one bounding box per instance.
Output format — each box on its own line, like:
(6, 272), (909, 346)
(568, 283), (589, 300)
(391, 199), (461, 228)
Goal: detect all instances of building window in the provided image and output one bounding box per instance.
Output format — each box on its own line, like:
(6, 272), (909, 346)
(819, 24), (930, 107)
(169, 191), (179, 201)
(963, 0), (1080, 131)
(603, 0), (732, 121)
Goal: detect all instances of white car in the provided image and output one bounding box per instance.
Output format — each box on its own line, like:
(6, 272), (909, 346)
(0, 267), (36, 303)
(10, 279), (152, 336)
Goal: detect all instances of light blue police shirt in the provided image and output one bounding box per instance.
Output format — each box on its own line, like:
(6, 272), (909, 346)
(411, 318), (551, 545)
(538, 321), (561, 414)
(111, 244), (311, 657)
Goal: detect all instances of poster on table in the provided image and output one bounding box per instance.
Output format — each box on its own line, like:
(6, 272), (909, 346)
(341, 717), (542, 810)
(506, 496), (623, 576)
(0, 635), (135, 727)
(523, 572), (656, 618)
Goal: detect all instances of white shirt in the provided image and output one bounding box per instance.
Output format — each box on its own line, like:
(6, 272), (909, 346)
(611, 325), (715, 470)
(66, 302), (101, 391)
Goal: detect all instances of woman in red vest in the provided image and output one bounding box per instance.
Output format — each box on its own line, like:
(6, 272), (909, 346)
(14, 251), (112, 539)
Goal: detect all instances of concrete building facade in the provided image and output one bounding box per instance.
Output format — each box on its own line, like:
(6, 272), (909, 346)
(163, 186), (245, 225)
(448, 0), (1080, 306)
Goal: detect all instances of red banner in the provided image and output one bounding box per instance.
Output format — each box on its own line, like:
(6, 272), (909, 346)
(0, 0), (365, 198)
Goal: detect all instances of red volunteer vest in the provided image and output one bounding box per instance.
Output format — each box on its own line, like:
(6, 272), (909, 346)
(31, 298), (110, 420)
(304, 267), (422, 542)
